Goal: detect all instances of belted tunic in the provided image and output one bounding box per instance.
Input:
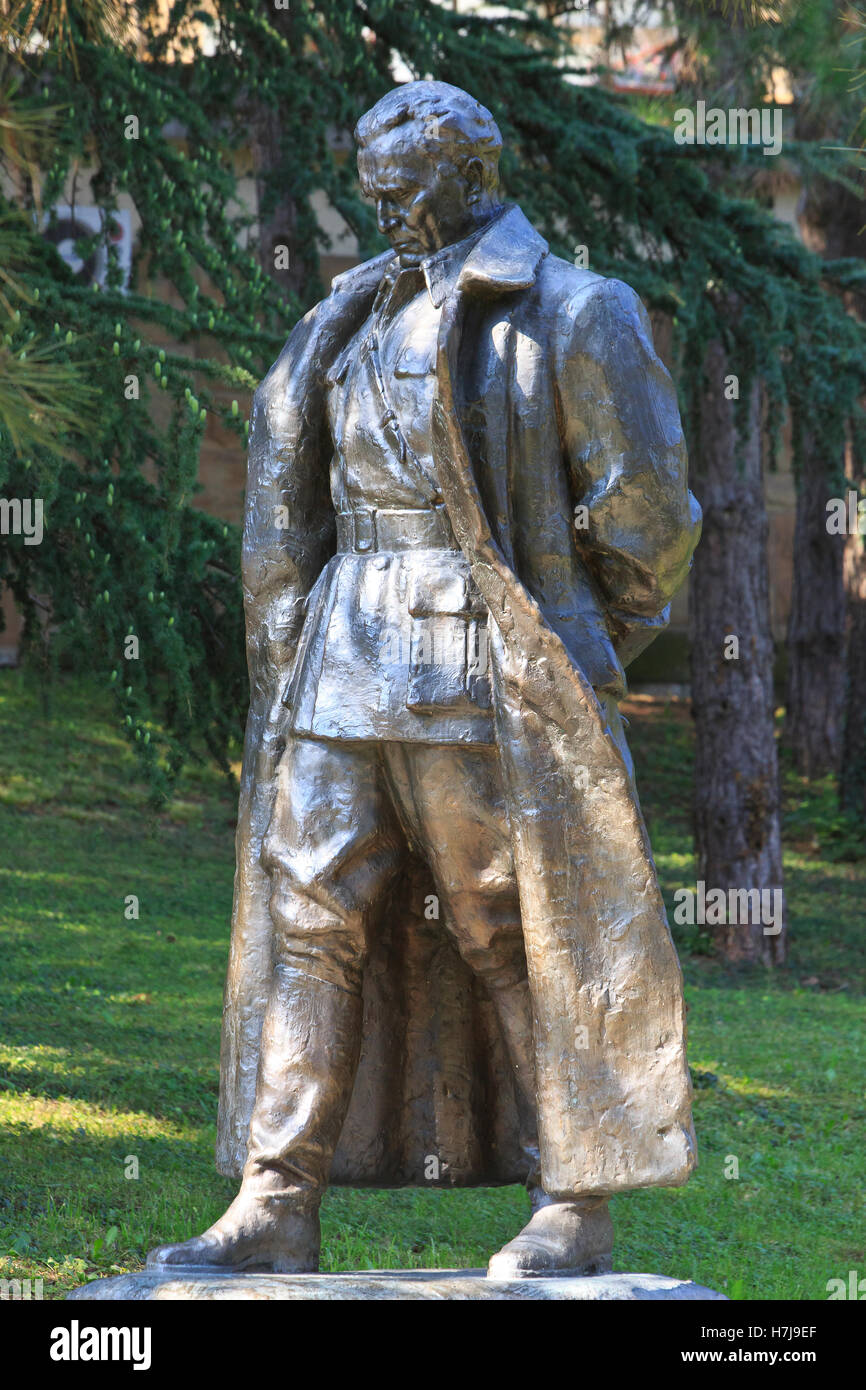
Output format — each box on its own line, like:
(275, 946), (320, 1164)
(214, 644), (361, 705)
(287, 223), (495, 744)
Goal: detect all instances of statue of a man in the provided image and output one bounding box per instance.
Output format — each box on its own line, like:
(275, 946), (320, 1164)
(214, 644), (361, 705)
(150, 80), (701, 1280)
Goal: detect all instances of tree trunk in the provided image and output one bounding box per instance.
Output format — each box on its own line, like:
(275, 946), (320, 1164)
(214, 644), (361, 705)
(840, 437), (866, 815)
(689, 340), (787, 964)
(797, 174), (866, 812)
(784, 424), (847, 775)
(247, 1), (312, 301)
(784, 171), (866, 779)
(249, 101), (308, 299)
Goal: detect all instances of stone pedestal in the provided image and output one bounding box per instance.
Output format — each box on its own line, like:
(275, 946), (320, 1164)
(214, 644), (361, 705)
(68, 1269), (727, 1301)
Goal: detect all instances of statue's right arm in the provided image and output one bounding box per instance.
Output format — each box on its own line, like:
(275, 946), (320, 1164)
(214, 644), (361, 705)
(239, 252), (390, 739)
(242, 303), (338, 716)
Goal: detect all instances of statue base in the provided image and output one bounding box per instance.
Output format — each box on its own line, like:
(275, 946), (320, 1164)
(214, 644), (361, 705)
(68, 1269), (727, 1301)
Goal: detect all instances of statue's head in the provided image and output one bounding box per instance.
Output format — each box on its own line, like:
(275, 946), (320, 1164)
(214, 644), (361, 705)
(355, 80), (503, 266)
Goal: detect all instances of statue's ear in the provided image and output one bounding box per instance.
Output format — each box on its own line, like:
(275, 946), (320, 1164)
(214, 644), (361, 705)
(462, 155), (484, 205)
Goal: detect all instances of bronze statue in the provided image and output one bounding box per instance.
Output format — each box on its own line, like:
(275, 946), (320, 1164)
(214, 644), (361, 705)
(149, 80), (701, 1280)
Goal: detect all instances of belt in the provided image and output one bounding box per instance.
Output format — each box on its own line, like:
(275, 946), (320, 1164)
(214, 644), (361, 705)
(336, 506), (458, 554)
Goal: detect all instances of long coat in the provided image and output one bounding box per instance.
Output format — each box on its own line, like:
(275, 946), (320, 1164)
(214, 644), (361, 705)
(216, 205), (702, 1198)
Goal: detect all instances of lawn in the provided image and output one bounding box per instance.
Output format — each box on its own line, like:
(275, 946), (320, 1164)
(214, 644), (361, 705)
(0, 670), (863, 1299)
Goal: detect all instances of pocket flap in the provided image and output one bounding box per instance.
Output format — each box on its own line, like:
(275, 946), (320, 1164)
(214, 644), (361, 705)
(407, 561), (468, 616)
(393, 343), (436, 378)
(407, 558), (486, 617)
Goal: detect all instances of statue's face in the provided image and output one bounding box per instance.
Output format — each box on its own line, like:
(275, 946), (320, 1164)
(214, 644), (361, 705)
(358, 123), (483, 266)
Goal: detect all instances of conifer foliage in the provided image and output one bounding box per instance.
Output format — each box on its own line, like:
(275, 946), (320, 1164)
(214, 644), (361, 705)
(1, 0), (864, 804)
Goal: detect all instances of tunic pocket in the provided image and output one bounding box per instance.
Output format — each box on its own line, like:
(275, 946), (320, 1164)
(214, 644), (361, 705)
(405, 561), (491, 713)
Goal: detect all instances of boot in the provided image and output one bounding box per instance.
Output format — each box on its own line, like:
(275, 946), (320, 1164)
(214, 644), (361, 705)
(487, 1197), (613, 1279)
(148, 965), (362, 1274)
(146, 1171), (321, 1274)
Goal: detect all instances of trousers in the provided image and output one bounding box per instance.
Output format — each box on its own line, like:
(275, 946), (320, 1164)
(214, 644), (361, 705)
(249, 734), (539, 1197)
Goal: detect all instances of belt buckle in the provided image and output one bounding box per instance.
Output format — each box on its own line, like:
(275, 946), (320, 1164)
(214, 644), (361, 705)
(354, 509), (375, 552)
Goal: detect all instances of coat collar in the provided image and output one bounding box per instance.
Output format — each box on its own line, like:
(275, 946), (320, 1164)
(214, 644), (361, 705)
(383, 204), (548, 310)
(455, 203), (548, 297)
(329, 204), (548, 311)
(369, 218), (491, 318)
(422, 203), (549, 304)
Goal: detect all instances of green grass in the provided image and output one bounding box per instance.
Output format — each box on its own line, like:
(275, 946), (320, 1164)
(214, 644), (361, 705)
(0, 672), (863, 1299)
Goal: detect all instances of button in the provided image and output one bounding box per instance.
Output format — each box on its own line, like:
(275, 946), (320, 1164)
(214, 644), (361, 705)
(354, 510), (375, 551)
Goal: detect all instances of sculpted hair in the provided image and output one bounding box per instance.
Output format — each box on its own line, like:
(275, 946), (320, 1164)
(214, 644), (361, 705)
(355, 81), (503, 194)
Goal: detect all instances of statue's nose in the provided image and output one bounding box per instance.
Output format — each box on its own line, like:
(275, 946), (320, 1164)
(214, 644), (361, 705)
(377, 203), (401, 234)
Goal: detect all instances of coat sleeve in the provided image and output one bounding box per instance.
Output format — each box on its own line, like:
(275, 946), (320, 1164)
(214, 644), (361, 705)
(243, 250), (393, 700)
(243, 310), (336, 713)
(216, 263), (384, 1175)
(554, 276), (701, 667)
